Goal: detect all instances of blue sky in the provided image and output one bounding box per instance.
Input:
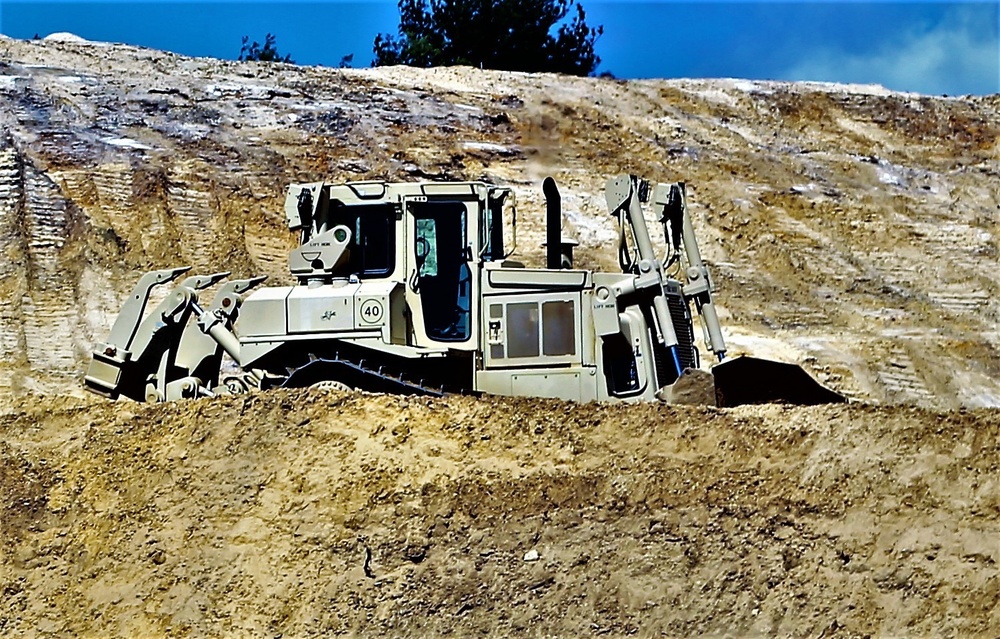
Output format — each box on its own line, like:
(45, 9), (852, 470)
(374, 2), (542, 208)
(1, 1), (997, 95)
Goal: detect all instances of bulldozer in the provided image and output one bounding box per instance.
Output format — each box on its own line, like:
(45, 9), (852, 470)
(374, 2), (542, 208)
(84, 174), (844, 406)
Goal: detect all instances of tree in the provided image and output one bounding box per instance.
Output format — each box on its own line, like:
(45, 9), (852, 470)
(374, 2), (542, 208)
(239, 34), (294, 63)
(373, 0), (603, 76)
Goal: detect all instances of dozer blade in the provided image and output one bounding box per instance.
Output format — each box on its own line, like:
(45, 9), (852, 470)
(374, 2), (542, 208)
(712, 356), (846, 407)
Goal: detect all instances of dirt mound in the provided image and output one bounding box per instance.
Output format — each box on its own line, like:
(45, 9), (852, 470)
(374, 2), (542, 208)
(2, 389), (998, 636)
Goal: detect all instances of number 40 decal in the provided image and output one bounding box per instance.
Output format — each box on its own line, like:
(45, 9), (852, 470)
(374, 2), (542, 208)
(360, 299), (384, 324)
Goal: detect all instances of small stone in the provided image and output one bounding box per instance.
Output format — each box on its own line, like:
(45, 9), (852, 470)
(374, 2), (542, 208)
(523, 549), (539, 562)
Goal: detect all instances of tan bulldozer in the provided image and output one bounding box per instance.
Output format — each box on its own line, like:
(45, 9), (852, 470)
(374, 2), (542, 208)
(85, 174), (844, 407)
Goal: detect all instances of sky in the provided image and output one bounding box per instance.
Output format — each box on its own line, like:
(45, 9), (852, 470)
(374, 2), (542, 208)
(0, 0), (997, 96)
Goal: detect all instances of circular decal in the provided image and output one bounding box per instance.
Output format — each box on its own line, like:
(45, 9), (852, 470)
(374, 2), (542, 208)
(360, 299), (384, 324)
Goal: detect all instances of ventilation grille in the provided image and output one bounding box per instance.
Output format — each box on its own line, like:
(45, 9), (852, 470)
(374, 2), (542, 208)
(666, 291), (697, 370)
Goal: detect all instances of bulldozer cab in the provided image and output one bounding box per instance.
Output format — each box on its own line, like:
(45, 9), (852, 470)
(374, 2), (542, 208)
(282, 181), (516, 351)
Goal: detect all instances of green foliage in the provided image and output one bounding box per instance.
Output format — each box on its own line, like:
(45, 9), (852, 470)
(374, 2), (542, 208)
(239, 34), (294, 64)
(373, 0), (603, 77)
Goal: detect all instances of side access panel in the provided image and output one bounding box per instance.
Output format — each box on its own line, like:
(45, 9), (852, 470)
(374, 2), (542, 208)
(476, 368), (597, 402)
(480, 292), (584, 369)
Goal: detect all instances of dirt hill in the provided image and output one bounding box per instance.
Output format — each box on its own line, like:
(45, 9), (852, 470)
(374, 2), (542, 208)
(1, 34), (999, 637)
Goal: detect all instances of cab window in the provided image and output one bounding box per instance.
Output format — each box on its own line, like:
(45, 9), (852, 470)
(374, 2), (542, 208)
(329, 203), (395, 277)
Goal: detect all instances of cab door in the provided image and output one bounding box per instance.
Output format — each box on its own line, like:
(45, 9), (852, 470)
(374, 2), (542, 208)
(405, 198), (477, 348)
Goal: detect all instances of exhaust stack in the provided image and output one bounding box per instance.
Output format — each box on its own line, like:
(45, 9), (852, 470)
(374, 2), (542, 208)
(543, 177), (562, 270)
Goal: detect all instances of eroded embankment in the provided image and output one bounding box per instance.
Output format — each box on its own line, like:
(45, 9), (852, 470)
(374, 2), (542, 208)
(1, 390), (999, 636)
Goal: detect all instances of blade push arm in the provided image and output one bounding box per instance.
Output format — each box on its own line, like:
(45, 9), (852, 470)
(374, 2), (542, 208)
(651, 182), (727, 361)
(605, 175), (684, 376)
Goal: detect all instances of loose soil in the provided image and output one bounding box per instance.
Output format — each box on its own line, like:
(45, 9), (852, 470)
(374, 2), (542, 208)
(2, 390), (999, 637)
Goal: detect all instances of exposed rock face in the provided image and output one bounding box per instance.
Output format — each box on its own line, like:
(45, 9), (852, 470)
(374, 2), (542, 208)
(0, 36), (998, 404)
